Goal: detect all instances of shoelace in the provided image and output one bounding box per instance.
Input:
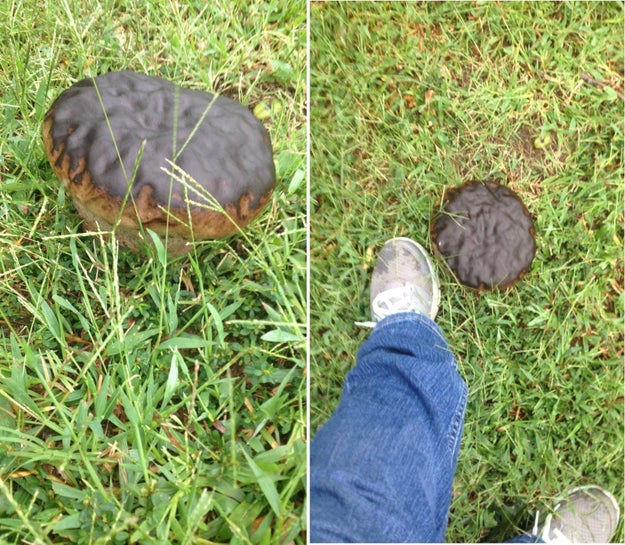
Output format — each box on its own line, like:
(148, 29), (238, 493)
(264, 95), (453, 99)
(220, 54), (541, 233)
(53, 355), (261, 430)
(531, 510), (573, 544)
(355, 284), (431, 328)
(372, 285), (430, 318)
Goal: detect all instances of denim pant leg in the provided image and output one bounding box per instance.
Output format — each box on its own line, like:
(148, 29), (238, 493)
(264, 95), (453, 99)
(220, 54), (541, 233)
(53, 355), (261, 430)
(310, 313), (468, 543)
(507, 534), (544, 543)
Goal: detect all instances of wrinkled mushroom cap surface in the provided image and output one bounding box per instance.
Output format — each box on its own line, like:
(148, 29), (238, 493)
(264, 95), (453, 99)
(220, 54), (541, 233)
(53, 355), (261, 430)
(431, 181), (536, 290)
(42, 70), (275, 254)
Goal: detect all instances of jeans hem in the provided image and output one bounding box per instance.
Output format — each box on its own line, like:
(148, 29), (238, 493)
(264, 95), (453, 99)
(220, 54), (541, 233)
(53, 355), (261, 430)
(373, 312), (446, 344)
(373, 312), (443, 337)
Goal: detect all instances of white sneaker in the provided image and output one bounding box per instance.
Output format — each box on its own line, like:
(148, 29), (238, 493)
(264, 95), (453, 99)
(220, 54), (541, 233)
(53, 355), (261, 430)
(533, 485), (620, 543)
(357, 238), (440, 327)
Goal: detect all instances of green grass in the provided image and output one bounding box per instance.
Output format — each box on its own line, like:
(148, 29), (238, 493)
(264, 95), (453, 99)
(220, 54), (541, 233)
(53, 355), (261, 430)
(309, 2), (623, 542)
(0, 1), (305, 543)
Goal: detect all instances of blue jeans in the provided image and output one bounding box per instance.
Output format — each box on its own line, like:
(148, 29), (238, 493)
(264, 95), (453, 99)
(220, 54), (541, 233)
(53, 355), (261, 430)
(310, 313), (468, 542)
(310, 313), (544, 542)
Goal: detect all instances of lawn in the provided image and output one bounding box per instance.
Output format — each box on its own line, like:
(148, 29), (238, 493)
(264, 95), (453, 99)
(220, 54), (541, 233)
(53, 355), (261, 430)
(0, 1), (306, 544)
(309, 2), (624, 542)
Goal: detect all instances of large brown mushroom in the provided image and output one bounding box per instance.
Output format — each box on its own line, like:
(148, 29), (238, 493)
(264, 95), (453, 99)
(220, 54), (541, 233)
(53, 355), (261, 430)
(43, 70), (275, 255)
(431, 181), (536, 290)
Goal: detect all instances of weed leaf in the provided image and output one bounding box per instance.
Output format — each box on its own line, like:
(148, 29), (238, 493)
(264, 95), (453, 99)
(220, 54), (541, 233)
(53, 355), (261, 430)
(261, 329), (303, 343)
(242, 447), (282, 517)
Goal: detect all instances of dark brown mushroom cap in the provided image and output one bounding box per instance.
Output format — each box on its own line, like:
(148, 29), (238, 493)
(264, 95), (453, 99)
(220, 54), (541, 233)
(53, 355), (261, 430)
(42, 70), (275, 252)
(431, 181), (536, 290)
